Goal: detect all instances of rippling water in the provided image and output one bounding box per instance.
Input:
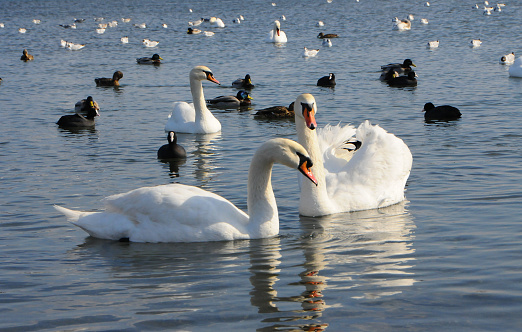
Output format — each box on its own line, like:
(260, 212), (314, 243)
(1, 0), (522, 330)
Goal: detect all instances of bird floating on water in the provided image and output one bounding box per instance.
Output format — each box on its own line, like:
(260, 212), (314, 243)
(95, 71), (123, 87)
(136, 53), (162, 65)
(499, 52), (515, 65)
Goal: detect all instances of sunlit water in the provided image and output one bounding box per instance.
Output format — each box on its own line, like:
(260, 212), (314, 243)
(1, 0), (522, 330)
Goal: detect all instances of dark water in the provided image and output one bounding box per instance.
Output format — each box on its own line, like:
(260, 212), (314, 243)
(1, 0), (522, 330)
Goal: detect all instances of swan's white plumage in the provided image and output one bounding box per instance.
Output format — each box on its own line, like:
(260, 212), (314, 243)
(294, 93), (413, 217)
(165, 66), (221, 134)
(55, 138), (316, 243)
(267, 20), (287, 43)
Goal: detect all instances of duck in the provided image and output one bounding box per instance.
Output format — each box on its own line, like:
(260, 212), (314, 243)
(74, 96), (100, 114)
(293, 93), (412, 217)
(59, 23), (76, 29)
(254, 102), (294, 119)
(387, 71), (417, 87)
(136, 54), (162, 65)
(381, 69), (398, 82)
(207, 90), (253, 108)
(165, 66), (221, 134)
(499, 52), (515, 65)
(317, 32), (338, 39)
(303, 47), (320, 57)
(392, 18), (411, 31)
(157, 131), (187, 160)
(187, 27), (202, 34)
(470, 39), (482, 47)
(54, 138), (317, 243)
(317, 73), (336, 87)
(142, 39), (159, 47)
(508, 56), (522, 77)
(57, 104), (100, 128)
(423, 102), (461, 121)
(95, 71), (123, 87)
(267, 20), (287, 43)
(20, 49), (34, 61)
(380, 59), (416, 78)
(427, 40), (439, 48)
(322, 38), (332, 47)
(232, 74), (255, 89)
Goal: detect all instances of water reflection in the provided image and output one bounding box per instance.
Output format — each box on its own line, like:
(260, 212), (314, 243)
(187, 132), (222, 187)
(157, 158), (186, 178)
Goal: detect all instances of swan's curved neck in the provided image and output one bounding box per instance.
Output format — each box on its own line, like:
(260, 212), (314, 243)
(190, 78), (213, 123)
(247, 153), (278, 238)
(296, 119), (334, 216)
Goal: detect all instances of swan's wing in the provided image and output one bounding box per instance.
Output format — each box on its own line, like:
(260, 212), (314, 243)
(326, 120), (413, 210)
(165, 101), (195, 132)
(317, 123), (357, 173)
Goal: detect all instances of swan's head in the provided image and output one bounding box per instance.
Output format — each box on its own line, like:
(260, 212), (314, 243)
(294, 93), (317, 130)
(191, 66), (220, 85)
(403, 59), (416, 67)
(273, 20), (281, 35)
(262, 138), (318, 186)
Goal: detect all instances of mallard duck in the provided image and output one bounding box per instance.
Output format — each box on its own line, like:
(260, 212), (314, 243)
(317, 73), (336, 87)
(423, 102), (461, 121)
(187, 27), (201, 34)
(254, 102), (294, 119)
(207, 90), (253, 108)
(20, 49), (34, 61)
(57, 104), (99, 128)
(380, 59), (416, 78)
(74, 96), (100, 114)
(317, 32), (338, 39)
(95, 71), (123, 86)
(232, 74), (255, 89)
(387, 71), (417, 87)
(157, 131), (187, 160)
(136, 54), (162, 65)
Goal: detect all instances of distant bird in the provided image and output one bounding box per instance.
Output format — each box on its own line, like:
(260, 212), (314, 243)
(74, 18), (85, 23)
(33, 19), (41, 24)
(95, 71), (123, 87)
(303, 47), (319, 57)
(499, 52), (515, 65)
(425, 2), (430, 6)
(157, 131), (187, 160)
(317, 32), (338, 38)
(18, 28), (27, 33)
(393, 18), (411, 31)
(162, 23), (168, 28)
(380, 59), (416, 77)
(322, 38), (332, 47)
(267, 20), (287, 43)
(142, 38), (159, 47)
(66, 42), (85, 51)
(232, 18), (241, 24)
(210, 17), (225, 28)
(316, 21), (324, 27)
(254, 102), (294, 119)
(232, 74), (255, 89)
(420, 18), (429, 24)
(136, 54), (162, 65)
(0, 23), (4, 28)
(317, 73), (336, 87)
(75, 96), (100, 114)
(121, 18), (131, 23)
(387, 71), (417, 87)
(470, 39), (482, 47)
(508, 56), (522, 78)
(187, 27), (201, 34)
(133, 23), (147, 29)
(203, 31), (215, 36)
(423, 103), (461, 121)
(207, 90), (253, 108)
(121, 36), (129, 44)
(57, 104), (100, 128)
(59, 23), (76, 29)
(108, 21), (118, 27)
(96, 28), (105, 34)
(427, 40), (439, 48)
(20, 49), (34, 61)
(188, 18), (203, 26)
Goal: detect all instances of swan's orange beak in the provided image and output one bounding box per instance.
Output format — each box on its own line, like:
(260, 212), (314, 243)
(206, 72), (220, 85)
(298, 154), (318, 186)
(301, 102), (317, 130)
(276, 28), (280, 36)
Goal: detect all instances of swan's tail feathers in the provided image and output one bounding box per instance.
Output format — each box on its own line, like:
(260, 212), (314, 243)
(342, 138), (362, 152)
(54, 205), (90, 224)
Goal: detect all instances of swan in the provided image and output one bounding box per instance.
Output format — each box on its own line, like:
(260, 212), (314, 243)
(54, 138), (318, 243)
(267, 20), (287, 43)
(157, 131), (186, 160)
(508, 56), (522, 77)
(423, 103), (461, 121)
(293, 93), (412, 217)
(136, 54), (162, 65)
(317, 73), (336, 87)
(499, 52), (515, 65)
(165, 66), (221, 134)
(95, 71), (123, 87)
(20, 49), (34, 61)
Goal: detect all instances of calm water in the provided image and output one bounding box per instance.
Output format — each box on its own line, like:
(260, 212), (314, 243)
(1, 0), (522, 330)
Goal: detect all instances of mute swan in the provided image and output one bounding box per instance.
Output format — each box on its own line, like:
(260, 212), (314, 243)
(317, 73), (336, 87)
(95, 71), (123, 87)
(54, 138), (318, 243)
(387, 71), (417, 87)
(423, 103), (461, 121)
(157, 131), (186, 160)
(294, 93), (412, 217)
(165, 66), (221, 134)
(508, 56), (522, 77)
(267, 20), (287, 43)
(136, 54), (162, 65)
(57, 103), (99, 128)
(207, 90), (253, 108)
(20, 49), (34, 61)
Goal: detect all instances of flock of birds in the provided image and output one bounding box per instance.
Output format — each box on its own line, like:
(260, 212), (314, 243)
(5, 1), (518, 243)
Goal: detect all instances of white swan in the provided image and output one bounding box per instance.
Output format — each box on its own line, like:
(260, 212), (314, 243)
(293, 93), (413, 217)
(267, 20), (287, 43)
(508, 56), (522, 78)
(54, 138), (318, 243)
(165, 66), (222, 134)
